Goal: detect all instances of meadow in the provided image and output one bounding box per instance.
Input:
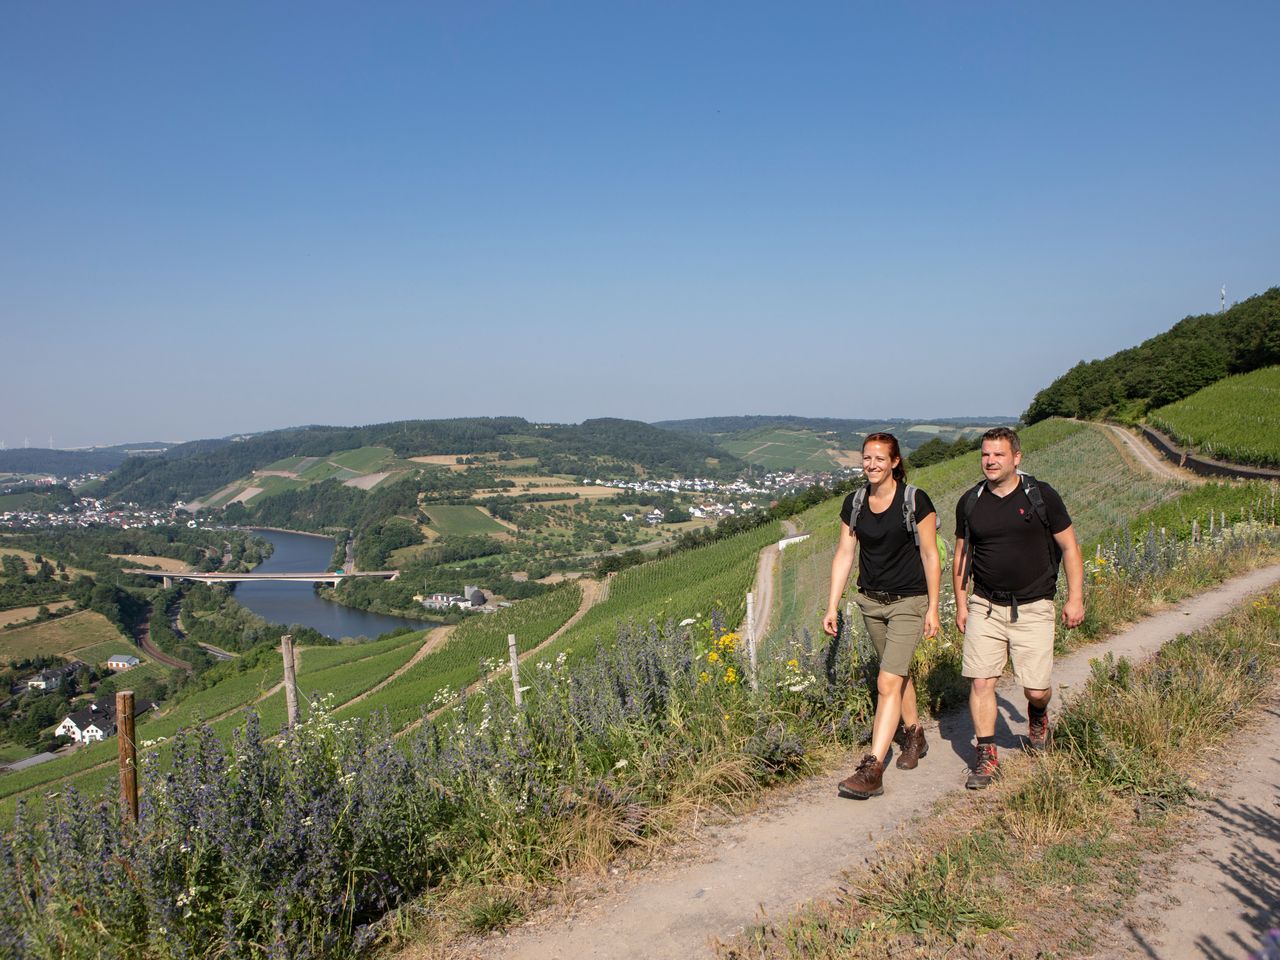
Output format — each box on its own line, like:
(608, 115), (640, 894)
(0, 611), (129, 663)
(420, 504), (508, 537)
(1148, 364), (1280, 466)
(719, 428), (847, 471)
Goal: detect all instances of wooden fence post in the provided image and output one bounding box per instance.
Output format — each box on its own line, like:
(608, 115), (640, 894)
(116, 690), (139, 822)
(745, 592), (758, 692)
(507, 634), (523, 709)
(281, 633), (299, 728)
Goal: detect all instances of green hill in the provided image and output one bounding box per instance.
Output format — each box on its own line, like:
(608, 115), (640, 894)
(98, 418), (743, 507)
(1148, 365), (1280, 467)
(1024, 287), (1280, 423)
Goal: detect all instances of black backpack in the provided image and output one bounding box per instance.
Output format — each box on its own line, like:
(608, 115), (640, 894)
(958, 472), (1061, 588)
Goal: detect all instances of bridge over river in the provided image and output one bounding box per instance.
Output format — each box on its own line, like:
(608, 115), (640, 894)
(125, 570), (400, 588)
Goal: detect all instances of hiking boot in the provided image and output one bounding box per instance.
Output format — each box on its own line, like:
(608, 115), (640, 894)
(895, 723), (928, 770)
(838, 754), (884, 799)
(893, 721), (909, 750)
(965, 744), (1000, 790)
(1027, 712), (1051, 752)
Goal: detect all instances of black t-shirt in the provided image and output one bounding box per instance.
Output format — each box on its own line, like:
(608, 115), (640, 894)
(954, 479), (1072, 602)
(840, 484), (936, 595)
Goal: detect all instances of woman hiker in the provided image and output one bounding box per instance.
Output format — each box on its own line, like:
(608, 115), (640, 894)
(823, 433), (941, 799)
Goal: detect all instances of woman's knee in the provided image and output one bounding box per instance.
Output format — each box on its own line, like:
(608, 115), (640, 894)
(876, 671), (907, 697)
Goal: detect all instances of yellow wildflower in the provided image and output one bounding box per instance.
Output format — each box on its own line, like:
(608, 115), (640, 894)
(724, 667), (738, 685)
(786, 658), (799, 670)
(706, 651), (720, 663)
(698, 671), (710, 685)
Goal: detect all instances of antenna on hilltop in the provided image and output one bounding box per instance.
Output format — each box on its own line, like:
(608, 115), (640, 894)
(1221, 284), (1226, 314)
(24, 438), (29, 449)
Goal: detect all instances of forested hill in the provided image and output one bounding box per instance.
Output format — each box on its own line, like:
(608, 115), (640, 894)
(0, 444), (173, 476)
(1024, 286), (1280, 423)
(98, 417), (741, 506)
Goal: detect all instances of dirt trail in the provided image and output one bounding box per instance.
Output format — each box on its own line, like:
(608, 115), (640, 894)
(1094, 690), (1280, 959)
(451, 563), (1280, 960)
(744, 521), (797, 641)
(1098, 422), (1204, 485)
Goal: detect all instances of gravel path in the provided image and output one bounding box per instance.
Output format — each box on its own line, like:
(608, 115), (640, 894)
(1096, 694), (1280, 959)
(449, 564), (1280, 960)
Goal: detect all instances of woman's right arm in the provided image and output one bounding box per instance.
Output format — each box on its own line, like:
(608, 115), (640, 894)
(823, 521), (857, 636)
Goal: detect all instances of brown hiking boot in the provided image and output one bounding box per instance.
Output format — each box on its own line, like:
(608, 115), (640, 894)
(965, 744), (1000, 790)
(838, 754), (884, 799)
(1027, 712), (1051, 751)
(895, 723), (928, 769)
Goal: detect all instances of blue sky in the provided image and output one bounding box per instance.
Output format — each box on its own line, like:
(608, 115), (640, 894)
(3, 1), (1278, 447)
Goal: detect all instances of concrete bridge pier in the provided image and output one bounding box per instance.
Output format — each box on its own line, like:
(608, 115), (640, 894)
(163, 576), (173, 589)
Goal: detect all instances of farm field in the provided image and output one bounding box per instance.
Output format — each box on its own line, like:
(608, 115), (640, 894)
(335, 584), (584, 730)
(329, 446), (396, 472)
(1148, 365), (1280, 467)
(0, 611), (128, 663)
(420, 504), (508, 537)
(770, 419), (1187, 643)
(719, 428), (848, 471)
(0, 600), (75, 627)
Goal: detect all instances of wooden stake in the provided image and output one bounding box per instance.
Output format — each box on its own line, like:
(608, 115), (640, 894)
(745, 592), (758, 692)
(116, 690), (139, 822)
(281, 634), (299, 728)
(507, 634), (523, 709)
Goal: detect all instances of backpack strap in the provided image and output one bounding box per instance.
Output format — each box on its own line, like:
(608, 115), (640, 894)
(902, 484), (920, 546)
(1018, 472), (1062, 567)
(846, 487), (868, 533)
(958, 480), (986, 588)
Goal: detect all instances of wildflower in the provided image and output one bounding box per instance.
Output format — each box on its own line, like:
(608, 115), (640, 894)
(786, 658), (799, 670)
(706, 651), (720, 664)
(723, 667), (738, 685)
(699, 671), (710, 685)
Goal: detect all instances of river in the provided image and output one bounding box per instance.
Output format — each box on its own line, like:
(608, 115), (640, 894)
(232, 529), (434, 640)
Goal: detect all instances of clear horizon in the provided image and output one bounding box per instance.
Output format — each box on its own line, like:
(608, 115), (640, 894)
(5, 2), (1278, 448)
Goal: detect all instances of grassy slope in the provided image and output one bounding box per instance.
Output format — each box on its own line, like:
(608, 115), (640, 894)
(1148, 364), (1280, 466)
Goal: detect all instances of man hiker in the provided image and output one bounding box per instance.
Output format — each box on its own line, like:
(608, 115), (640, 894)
(953, 427), (1085, 789)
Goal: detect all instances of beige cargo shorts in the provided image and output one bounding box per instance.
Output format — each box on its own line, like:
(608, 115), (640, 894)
(962, 596), (1055, 689)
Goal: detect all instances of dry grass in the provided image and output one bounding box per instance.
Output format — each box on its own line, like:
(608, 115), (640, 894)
(109, 554), (192, 572)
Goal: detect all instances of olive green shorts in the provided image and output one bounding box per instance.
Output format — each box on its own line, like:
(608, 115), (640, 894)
(853, 593), (928, 677)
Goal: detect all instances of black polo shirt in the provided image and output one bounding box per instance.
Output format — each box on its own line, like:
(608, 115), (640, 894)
(954, 479), (1071, 602)
(840, 484), (936, 595)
